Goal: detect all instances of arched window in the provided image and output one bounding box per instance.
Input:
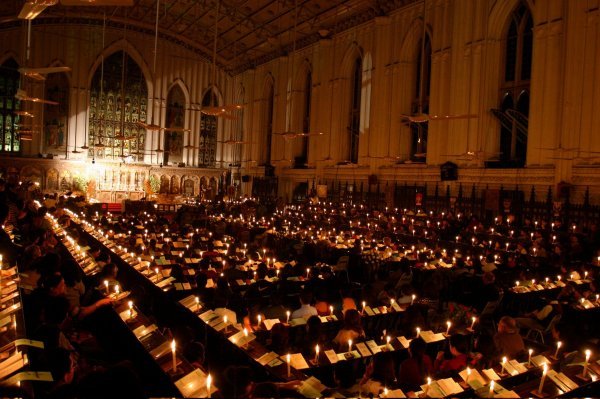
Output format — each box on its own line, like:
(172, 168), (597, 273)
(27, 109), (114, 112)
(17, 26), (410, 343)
(88, 51), (148, 161)
(411, 34), (431, 162)
(299, 70), (312, 164)
(496, 3), (532, 166)
(348, 57), (362, 163)
(199, 89), (218, 167)
(44, 72), (69, 154)
(0, 58), (21, 153)
(262, 83), (274, 165)
(164, 85), (185, 165)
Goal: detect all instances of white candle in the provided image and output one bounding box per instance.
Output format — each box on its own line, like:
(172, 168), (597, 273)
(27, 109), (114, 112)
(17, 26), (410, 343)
(471, 317), (476, 330)
(195, 296), (200, 312)
(286, 310), (291, 324)
(128, 300), (133, 319)
(528, 349), (533, 367)
(224, 316), (228, 333)
(583, 349), (591, 377)
(104, 280), (109, 295)
(362, 301), (366, 314)
(348, 339), (353, 353)
(489, 380), (495, 398)
(554, 341), (562, 358)
(114, 284), (120, 296)
(286, 353), (291, 377)
(329, 306), (334, 316)
(501, 356), (507, 375)
(314, 344), (320, 363)
(207, 373), (212, 398)
(446, 321), (452, 335)
(411, 294), (416, 306)
(416, 327), (421, 338)
(171, 339), (177, 372)
(538, 363), (547, 393)
(425, 377), (431, 396)
(257, 314), (262, 327)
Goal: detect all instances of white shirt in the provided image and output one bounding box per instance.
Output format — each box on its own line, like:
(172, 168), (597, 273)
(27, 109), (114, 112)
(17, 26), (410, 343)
(291, 304), (318, 320)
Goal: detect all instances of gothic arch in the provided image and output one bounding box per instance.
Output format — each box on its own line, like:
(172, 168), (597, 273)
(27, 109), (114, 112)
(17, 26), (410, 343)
(167, 79), (190, 107)
(87, 39), (154, 95)
(489, 0), (536, 40)
(0, 52), (19, 66)
(340, 42), (364, 79)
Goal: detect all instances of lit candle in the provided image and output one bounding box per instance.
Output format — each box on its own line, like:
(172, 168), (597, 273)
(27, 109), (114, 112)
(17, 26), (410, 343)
(362, 301), (366, 314)
(195, 296), (200, 312)
(348, 339), (353, 353)
(243, 327), (249, 348)
(114, 284), (120, 296)
(128, 300), (133, 319)
(538, 363), (547, 393)
(286, 310), (291, 324)
(329, 306), (334, 316)
(386, 335), (391, 349)
(257, 314), (262, 327)
(425, 377), (431, 396)
(306, 268), (310, 279)
(489, 380), (495, 398)
(446, 321), (451, 335)
(207, 373), (212, 398)
(104, 280), (109, 295)
(390, 299), (395, 311)
(286, 353), (291, 377)
(411, 294), (416, 306)
(501, 356), (507, 375)
(554, 341), (562, 358)
(466, 367), (471, 384)
(224, 315), (228, 333)
(314, 344), (320, 363)
(171, 339), (177, 373)
(416, 327), (421, 338)
(583, 349), (591, 377)
(470, 317), (476, 330)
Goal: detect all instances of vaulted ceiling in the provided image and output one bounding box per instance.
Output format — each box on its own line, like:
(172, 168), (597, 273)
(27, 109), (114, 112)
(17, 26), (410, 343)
(0, 0), (417, 74)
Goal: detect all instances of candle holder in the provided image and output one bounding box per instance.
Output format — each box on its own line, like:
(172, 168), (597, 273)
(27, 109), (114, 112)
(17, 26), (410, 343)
(575, 373), (591, 382)
(530, 390), (548, 398)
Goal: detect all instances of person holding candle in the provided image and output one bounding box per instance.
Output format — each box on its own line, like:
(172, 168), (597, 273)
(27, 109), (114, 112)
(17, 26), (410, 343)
(398, 337), (433, 392)
(333, 309), (365, 351)
(434, 334), (468, 377)
(355, 352), (397, 397)
(493, 316), (525, 359)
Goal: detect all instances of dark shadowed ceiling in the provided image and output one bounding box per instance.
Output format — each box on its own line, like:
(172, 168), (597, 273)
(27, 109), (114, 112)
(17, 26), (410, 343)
(0, 0), (418, 74)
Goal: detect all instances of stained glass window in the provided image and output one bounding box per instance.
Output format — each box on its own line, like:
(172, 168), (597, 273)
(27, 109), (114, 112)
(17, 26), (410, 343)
(44, 72), (69, 153)
(411, 34), (431, 163)
(164, 85), (185, 165)
(0, 59), (20, 153)
(88, 51), (147, 161)
(199, 89), (218, 167)
(498, 2), (532, 166)
(349, 57), (362, 164)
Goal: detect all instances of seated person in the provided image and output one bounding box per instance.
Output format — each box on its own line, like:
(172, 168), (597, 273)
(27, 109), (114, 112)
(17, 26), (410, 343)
(515, 300), (560, 332)
(398, 337), (432, 391)
(356, 352), (396, 396)
(291, 290), (318, 320)
(494, 316), (525, 359)
(434, 334), (468, 376)
(333, 309), (365, 350)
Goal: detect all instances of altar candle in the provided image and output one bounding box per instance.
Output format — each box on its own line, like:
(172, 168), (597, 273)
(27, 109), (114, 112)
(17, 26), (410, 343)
(286, 353), (291, 377)
(286, 310), (291, 324)
(416, 327), (420, 338)
(471, 317), (476, 330)
(501, 357), (507, 375)
(207, 374), (212, 398)
(104, 280), (109, 295)
(348, 339), (353, 353)
(583, 349), (591, 377)
(446, 321), (452, 335)
(538, 363), (547, 393)
(171, 340), (177, 372)
(554, 341), (562, 358)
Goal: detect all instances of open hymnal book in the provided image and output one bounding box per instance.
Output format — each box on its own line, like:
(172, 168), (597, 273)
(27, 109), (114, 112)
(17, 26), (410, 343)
(297, 376), (327, 398)
(174, 368), (215, 398)
(459, 368), (487, 389)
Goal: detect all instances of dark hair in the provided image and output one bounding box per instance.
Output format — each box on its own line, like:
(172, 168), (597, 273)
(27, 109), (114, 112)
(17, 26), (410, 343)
(342, 309), (363, 334)
(221, 366), (253, 398)
(371, 351), (396, 385)
(47, 348), (73, 382)
(61, 259), (83, 287)
(299, 290), (313, 305)
(449, 333), (468, 354)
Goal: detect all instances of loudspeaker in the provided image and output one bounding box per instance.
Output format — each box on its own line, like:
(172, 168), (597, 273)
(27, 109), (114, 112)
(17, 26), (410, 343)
(242, 175), (251, 182)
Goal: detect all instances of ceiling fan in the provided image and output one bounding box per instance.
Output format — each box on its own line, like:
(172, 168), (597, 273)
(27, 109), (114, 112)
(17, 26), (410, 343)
(218, 139), (255, 145)
(19, 0), (133, 20)
(15, 88), (58, 105)
(274, 132), (324, 140)
(19, 66), (71, 81)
